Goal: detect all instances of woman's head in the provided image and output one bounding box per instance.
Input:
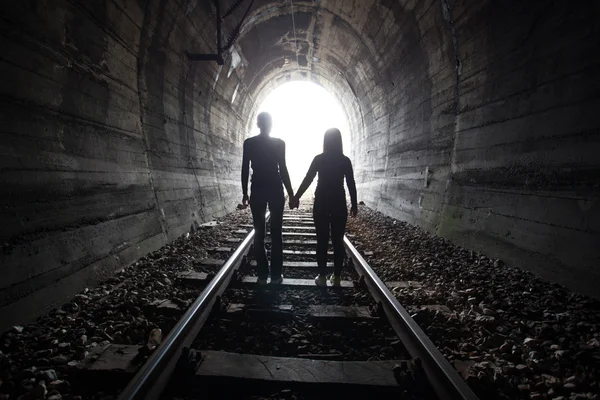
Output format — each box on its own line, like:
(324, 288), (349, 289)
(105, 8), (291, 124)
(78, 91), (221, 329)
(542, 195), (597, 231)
(323, 128), (343, 154)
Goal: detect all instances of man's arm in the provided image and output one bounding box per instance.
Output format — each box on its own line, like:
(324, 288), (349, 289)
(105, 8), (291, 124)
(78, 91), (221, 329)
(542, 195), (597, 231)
(241, 140), (250, 206)
(278, 141), (294, 198)
(345, 157), (358, 216)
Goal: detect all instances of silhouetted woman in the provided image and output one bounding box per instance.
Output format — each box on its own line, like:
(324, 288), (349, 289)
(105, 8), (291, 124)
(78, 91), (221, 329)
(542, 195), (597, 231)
(293, 128), (357, 286)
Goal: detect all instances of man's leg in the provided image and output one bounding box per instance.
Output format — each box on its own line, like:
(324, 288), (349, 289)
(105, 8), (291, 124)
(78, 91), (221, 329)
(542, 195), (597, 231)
(330, 213), (348, 277)
(313, 211), (330, 276)
(268, 195), (285, 280)
(250, 201), (268, 280)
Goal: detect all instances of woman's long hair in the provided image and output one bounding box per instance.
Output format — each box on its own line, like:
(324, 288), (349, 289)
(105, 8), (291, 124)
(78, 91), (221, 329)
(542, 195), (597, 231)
(323, 128), (343, 154)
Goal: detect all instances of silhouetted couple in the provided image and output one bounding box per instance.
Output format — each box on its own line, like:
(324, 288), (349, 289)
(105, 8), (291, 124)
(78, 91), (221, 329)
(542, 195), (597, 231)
(241, 112), (357, 287)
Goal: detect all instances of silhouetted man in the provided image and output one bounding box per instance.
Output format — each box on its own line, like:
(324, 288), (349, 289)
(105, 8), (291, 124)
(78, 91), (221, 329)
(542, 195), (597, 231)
(242, 112), (294, 285)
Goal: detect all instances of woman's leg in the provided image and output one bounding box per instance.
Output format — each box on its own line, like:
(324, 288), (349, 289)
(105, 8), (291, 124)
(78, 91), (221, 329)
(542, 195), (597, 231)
(330, 212), (348, 277)
(313, 209), (330, 276)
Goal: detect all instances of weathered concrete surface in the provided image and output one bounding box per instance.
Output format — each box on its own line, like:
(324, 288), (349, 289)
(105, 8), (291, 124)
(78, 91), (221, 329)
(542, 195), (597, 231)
(1, 0), (599, 330)
(350, 0), (600, 296)
(435, 0), (600, 296)
(0, 0), (247, 331)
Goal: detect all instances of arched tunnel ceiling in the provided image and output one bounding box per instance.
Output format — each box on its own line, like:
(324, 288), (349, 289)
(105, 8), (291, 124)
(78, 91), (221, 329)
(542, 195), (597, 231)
(235, 0), (380, 89)
(224, 0), (409, 138)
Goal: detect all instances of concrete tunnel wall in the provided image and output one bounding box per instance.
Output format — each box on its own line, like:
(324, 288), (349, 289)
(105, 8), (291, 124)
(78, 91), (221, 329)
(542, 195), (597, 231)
(0, 0), (598, 331)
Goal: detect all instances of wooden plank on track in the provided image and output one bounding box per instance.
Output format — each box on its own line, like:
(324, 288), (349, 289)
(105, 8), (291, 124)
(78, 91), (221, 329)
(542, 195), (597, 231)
(234, 231), (317, 237)
(225, 238), (317, 246)
(76, 346), (411, 389)
(241, 276), (353, 288)
(274, 240), (317, 245)
(226, 304), (294, 319)
(193, 258), (224, 267)
(283, 250), (333, 255)
(250, 261), (333, 268)
(176, 271), (209, 286)
(237, 228), (354, 238)
(77, 343), (140, 373)
(226, 304), (374, 319)
(279, 232), (317, 237)
(209, 247), (233, 253)
(147, 299), (183, 315)
(282, 226), (315, 230)
(240, 224), (315, 230)
(307, 305), (374, 319)
(195, 351), (407, 387)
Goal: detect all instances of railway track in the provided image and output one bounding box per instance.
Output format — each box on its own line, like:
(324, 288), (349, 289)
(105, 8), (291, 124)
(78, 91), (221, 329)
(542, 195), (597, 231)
(77, 206), (479, 400)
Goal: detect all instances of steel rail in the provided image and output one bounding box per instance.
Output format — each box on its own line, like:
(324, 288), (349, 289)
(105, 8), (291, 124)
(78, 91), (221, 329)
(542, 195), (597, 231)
(117, 212), (269, 400)
(344, 236), (479, 400)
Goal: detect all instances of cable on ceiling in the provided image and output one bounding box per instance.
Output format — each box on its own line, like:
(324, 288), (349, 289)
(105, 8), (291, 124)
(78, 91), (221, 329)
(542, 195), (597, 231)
(289, 0), (301, 72)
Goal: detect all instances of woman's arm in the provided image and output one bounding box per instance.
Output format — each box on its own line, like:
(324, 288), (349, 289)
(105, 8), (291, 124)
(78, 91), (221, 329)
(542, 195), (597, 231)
(345, 157), (358, 215)
(295, 157), (319, 200)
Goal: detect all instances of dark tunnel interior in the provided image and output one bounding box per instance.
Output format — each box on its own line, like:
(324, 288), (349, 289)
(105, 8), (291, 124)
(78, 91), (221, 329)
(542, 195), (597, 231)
(0, 1), (599, 396)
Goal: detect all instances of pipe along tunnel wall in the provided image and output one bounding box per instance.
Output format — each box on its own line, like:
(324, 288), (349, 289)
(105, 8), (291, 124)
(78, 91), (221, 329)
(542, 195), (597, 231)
(1, 0), (599, 331)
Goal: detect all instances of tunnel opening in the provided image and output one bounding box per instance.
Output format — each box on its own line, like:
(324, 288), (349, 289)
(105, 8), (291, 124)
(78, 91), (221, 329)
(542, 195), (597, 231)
(249, 80), (351, 191)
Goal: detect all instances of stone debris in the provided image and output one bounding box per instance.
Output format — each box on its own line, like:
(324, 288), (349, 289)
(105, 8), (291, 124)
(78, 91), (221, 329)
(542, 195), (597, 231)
(41, 370), (58, 382)
(146, 329), (162, 351)
(3, 203), (599, 400)
(347, 205), (600, 399)
(0, 209), (254, 400)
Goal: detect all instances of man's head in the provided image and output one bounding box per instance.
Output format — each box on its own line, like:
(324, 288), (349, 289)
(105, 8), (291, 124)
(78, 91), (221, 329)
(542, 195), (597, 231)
(256, 112), (273, 134)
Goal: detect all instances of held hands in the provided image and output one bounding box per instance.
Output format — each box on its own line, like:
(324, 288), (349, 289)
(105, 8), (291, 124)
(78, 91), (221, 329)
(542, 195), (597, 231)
(350, 206), (358, 217)
(242, 194), (249, 208)
(289, 195), (300, 210)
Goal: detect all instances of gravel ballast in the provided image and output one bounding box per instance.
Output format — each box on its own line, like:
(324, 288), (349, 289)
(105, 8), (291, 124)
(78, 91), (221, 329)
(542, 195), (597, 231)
(346, 205), (600, 400)
(0, 210), (253, 400)
(5, 202), (598, 400)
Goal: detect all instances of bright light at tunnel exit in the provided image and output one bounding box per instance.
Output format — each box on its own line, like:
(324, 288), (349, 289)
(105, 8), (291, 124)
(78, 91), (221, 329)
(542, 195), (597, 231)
(251, 81), (350, 194)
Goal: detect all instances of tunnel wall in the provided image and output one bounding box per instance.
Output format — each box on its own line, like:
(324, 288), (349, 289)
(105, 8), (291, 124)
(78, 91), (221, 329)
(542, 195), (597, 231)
(439, 0), (600, 295)
(354, 0), (600, 296)
(0, 0), (246, 331)
(352, 0), (454, 233)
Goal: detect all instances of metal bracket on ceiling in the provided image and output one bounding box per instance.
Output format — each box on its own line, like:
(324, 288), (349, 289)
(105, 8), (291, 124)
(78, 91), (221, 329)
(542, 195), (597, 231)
(186, 0), (254, 66)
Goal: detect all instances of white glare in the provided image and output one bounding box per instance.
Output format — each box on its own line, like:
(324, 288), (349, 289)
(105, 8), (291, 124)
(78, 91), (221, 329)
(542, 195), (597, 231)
(253, 81), (350, 191)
